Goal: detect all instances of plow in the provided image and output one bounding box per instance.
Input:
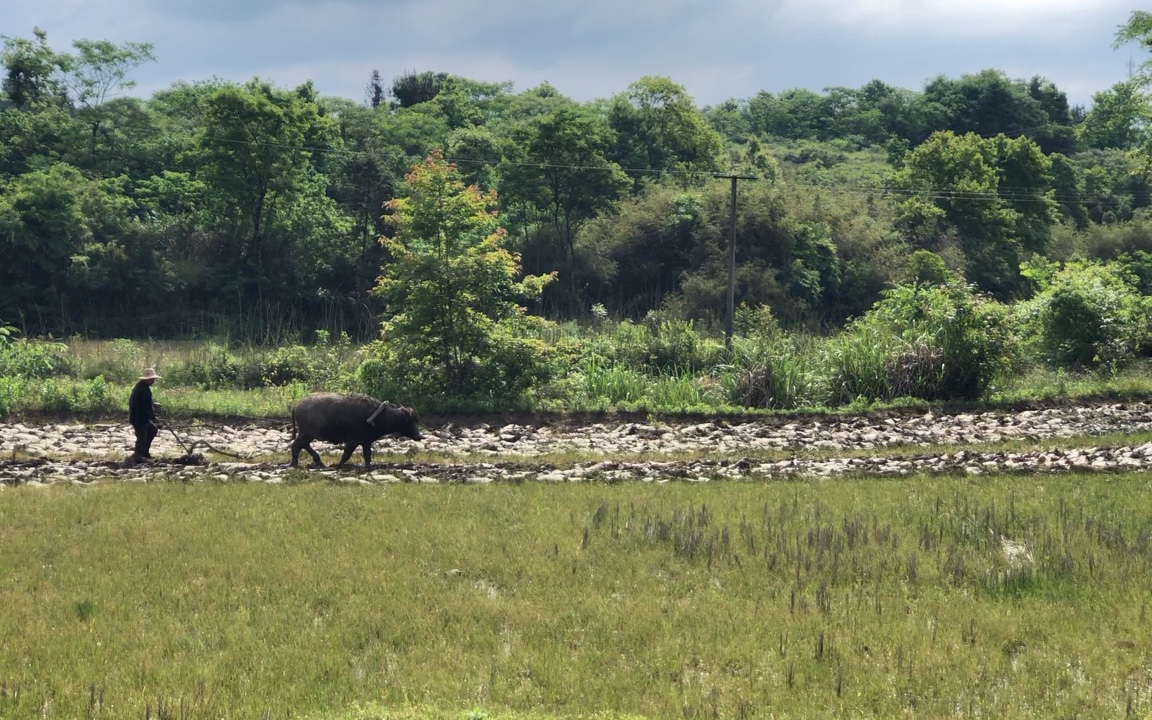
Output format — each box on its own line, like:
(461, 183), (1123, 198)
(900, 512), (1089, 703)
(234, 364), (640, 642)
(157, 422), (260, 464)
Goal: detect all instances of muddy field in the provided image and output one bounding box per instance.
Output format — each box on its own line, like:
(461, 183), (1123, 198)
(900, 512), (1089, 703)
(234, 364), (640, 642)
(3, 401), (1152, 485)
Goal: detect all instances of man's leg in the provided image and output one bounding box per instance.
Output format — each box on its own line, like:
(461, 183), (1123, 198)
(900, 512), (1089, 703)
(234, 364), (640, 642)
(143, 422), (158, 458)
(132, 423), (149, 459)
(133, 422), (158, 459)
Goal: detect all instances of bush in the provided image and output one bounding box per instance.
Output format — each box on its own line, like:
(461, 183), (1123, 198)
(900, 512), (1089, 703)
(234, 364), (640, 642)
(585, 317), (724, 375)
(77, 338), (145, 383)
(260, 345), (316, 387)
(724, 333), (822, 409)
(1016, 261), (1149, 370)
(826, 282), (1015, 403)
(167, 343), (261, 390)
(358, 324), (554, 410)
(0, 375), (25, 416)
(0, 339), (71, 379)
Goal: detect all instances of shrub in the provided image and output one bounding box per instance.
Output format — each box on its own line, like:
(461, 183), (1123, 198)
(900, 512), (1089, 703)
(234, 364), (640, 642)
(585, 318), (724, 375)
(0, 376), (24, 416)
(724, 333), (822, 409)
(77, 338), (145, 383)
(260, 345), (316, 387)
(733, 303), (781, 340)
(1016, 261), (1149, 370)
(359, 324), (554, 410)
(0, 339), (71, 379)
(0, 320), (15, 347)
(168, 343), (261, 389)
(827, 282), (1015, 403)
(373, 151), (554, 406)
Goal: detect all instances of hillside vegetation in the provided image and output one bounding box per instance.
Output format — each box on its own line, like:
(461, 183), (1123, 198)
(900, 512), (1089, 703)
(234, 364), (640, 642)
(3, 12), (1152, 414)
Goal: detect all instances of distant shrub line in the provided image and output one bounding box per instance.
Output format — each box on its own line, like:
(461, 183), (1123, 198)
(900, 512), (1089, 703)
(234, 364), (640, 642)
(2, 263), (1151, 417)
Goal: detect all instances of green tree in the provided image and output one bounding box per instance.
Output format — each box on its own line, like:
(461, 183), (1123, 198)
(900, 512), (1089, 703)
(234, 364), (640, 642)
(1077, 80), (1152, 150)
(0, 163), (89, 332)
(893, 131), (1054, 297)
(1116, 10), (1152, 79)
(199, 79), (338, 289)
(0, 28), (68, 110)
(1049, 153), (1090, 229)
(607, 76), (724, 185)
(1115, 11), (1152, 172)
(322, 97), (403, 297)
(500, 103), (630, 305)
(747, 88), (830, 140)
(0, 29), (76, 178)
(371, 150), (555, 401)
(390, 70), (448, 108)
(1074, 148), (1152, 223)
(1017, 260), (1149, 369)
(921, 70), (1049, 141)
(61, 38), (155, 109)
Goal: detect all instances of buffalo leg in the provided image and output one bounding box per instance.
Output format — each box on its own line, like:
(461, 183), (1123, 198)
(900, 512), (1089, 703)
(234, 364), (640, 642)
(338, 442), (357, 466)
(362, 444), (372, 468)
(291, 437), (324, 467)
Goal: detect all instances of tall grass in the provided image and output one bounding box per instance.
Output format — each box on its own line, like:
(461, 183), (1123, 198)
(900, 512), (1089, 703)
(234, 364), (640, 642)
(0, 337), (363, 418)
(6, 324), (1152, 419)
(1, 474), (1150, 719)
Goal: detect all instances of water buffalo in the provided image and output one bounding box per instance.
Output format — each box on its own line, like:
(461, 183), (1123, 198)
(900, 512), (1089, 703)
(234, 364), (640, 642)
(289, 392), (422, 468)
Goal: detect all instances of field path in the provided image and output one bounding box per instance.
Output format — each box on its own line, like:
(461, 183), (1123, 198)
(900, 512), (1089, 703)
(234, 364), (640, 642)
(3, 401), (1152, 484)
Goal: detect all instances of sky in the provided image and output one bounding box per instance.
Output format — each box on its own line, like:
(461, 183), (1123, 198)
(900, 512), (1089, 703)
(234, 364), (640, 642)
(2, 0), (1145, 110)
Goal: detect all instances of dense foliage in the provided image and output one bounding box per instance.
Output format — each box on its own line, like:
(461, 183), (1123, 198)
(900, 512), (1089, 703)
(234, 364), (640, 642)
(4, 12), (1152, 410)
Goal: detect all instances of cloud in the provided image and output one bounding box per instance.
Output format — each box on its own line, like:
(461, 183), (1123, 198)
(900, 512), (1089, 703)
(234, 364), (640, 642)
(3, 0), (1139, 110)
(779, 0), (1131, 37)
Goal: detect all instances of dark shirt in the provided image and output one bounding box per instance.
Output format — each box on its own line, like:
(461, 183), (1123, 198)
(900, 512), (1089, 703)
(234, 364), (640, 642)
(129, 381), (155, 426)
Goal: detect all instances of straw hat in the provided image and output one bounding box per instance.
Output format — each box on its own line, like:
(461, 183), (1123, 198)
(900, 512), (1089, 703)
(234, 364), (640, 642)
(139, 367), (162, 380)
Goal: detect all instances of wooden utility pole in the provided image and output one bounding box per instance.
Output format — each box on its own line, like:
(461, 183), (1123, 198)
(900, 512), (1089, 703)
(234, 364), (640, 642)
(715, 174), (757, 350)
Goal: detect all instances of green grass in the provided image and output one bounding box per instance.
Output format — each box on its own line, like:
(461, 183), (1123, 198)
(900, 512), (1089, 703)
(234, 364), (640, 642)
(2, 474), (1150, 719)
(8, 336), (1152, 424)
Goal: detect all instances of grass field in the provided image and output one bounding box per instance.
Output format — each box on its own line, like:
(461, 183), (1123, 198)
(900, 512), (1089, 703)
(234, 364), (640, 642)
(2, 472), (1151, 719)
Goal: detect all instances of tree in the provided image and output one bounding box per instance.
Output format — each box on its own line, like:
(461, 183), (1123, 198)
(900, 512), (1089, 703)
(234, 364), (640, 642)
(61, 38), (155, 109)
(500, 103), (630, 304)
(1077, 80), (1152, 150)
(747, 88), (829, 140)
(371, 150), (555, 401)
(607, 76), (724, 185)
(993, 133), (1057, 255)
(1115, 10), (1152, 79)
(322, 98), (402, 298)
(921, 70), (1049, 141)
(365, 69), (385, 108)
(199, 79), (335, 277)
(1025, 76), (1076, 155)
(893, 131), (1054, 297)
(0, 28), (68, 110)
(1113, 11), (1152, 172)
(390, 70), (448, 108)
(0, 163), (89, 332)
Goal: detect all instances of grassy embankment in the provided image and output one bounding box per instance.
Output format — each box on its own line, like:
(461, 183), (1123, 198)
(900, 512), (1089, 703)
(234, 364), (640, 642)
(5, 336), (1152, 421)
(2, 473), (1150, 719)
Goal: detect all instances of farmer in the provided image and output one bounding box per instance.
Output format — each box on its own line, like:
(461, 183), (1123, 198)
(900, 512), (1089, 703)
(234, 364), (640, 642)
(129, 367), (162, 461)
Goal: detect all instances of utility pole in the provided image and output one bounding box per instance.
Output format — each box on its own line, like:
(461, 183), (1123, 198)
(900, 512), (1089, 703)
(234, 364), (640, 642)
(715, 173), (757, 350)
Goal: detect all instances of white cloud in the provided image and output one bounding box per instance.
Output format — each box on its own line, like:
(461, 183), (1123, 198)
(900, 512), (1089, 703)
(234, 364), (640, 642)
(779, 0), (1130, 37)
(2, 0), (1139, 109)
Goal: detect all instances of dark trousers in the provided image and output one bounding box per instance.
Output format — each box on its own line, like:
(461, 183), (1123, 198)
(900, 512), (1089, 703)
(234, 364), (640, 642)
(133, 421), (158, 458)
